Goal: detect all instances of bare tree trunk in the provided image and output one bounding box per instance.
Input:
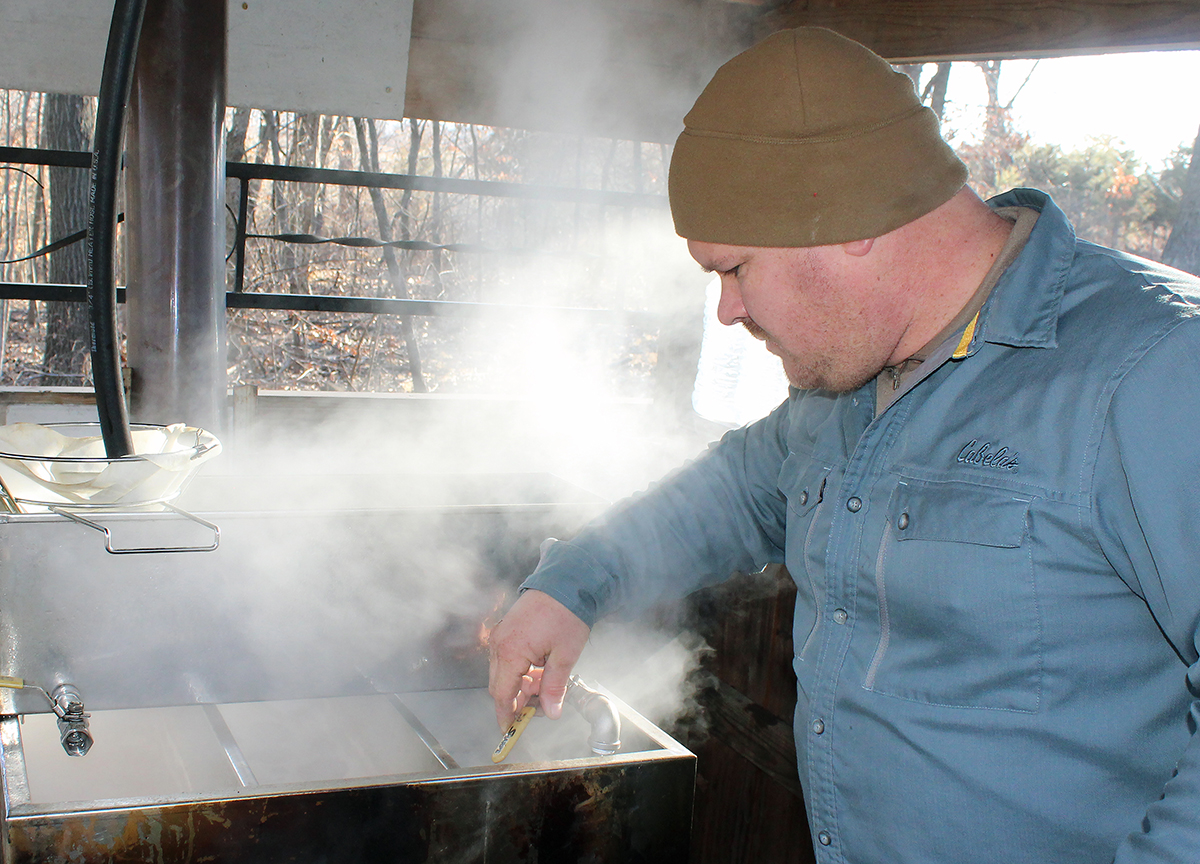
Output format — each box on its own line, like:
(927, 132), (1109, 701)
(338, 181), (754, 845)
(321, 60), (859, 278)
(261, 110), (294, 292)
(972, 60), (1012, 190)
(353, 117), (427, 392)
(27, 93), (45, 326)
(2, 92), (12, 273)
(430, 119), (444, 295)
(470, 124), (484, 295)
(43, 93), (90, 385)
(289, 112), (320, 295)
(926, 63), (951, 121)
(400, 118), (422, 243)
(225, 106), (253, 293)
(897, 62), (951, 121)
(975, 61), (1008, 140)
(225, 106), (252, 163)
(313, 114), (336, 238)
(1163, 124), (1200, 276)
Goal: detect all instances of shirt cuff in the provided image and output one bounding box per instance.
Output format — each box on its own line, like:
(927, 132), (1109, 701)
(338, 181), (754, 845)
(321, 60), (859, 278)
(519, 540), (615, 628)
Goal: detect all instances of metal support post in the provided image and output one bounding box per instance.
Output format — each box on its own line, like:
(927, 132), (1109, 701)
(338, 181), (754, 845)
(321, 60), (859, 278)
(125, 0), (228, 436)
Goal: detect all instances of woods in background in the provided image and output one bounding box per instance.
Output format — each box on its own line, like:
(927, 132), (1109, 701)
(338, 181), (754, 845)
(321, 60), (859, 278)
(3, 98), (671, 395)
(2, 57), (1199, 394)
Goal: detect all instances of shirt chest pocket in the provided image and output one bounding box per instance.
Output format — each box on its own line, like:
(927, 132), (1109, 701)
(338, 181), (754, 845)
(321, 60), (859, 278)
(863, 479), (1042, 713)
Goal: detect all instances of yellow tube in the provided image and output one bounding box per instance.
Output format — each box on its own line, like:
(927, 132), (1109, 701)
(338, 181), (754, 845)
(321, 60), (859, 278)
(492, 706), (536, 764)
(0, 676), (25, 690)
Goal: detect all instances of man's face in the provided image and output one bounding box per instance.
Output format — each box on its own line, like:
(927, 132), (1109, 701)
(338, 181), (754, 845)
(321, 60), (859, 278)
(687, 239), (906, 393)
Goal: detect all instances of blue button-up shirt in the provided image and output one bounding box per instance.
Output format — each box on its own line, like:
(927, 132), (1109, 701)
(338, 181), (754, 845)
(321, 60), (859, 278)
(525, 189), (1200, 863)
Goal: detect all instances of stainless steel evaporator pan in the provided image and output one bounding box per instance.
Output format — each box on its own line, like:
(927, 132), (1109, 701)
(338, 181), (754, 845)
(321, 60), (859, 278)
(0, 473), (695, 863)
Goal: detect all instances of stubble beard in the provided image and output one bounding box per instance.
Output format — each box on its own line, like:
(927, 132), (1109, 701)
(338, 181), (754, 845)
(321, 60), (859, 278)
(740, 318), (881, 394)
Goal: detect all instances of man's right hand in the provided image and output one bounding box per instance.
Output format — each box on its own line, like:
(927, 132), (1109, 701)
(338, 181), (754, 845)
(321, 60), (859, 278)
(487, 589), (591, 730)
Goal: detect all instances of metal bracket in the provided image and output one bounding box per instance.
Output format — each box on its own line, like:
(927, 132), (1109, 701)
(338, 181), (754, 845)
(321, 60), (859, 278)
(49, 503), (220, 554)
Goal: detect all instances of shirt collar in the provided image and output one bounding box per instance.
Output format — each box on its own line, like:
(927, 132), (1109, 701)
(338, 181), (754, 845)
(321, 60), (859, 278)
(971, 188), (1075, 351)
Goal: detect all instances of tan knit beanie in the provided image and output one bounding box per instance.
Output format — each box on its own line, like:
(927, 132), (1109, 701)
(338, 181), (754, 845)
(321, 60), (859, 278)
(668, 28), (967, 247)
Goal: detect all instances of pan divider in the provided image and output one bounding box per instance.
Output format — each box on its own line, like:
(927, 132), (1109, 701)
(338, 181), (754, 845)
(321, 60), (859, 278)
(201, 704), (258, 788)
(388, 694), (460, 770)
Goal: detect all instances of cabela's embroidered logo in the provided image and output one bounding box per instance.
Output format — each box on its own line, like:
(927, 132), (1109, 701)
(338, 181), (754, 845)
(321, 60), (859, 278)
(956, 439), (1020, 472)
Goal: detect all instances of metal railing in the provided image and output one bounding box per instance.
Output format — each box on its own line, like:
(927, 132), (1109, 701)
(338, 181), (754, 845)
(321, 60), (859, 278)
(0, 145), (666, 321)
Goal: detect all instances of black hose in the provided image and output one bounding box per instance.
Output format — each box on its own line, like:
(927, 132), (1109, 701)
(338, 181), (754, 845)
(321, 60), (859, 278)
(87, 0), (147, 458)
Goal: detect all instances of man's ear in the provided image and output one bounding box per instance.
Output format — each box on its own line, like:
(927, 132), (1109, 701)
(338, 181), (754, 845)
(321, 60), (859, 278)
(842, 238), (874, 257)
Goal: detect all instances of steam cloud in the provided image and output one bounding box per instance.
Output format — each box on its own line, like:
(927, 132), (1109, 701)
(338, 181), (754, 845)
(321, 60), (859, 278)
(10, 3), (776, 794)
(205, 210), (729, 742)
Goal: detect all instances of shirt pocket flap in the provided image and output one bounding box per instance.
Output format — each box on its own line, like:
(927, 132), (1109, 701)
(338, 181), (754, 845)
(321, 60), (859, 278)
(891, 480), (1030, 548)
(781, 453), (829, 517)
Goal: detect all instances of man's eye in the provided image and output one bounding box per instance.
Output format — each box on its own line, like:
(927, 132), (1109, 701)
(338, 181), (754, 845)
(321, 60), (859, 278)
(721, 265), (741, 278)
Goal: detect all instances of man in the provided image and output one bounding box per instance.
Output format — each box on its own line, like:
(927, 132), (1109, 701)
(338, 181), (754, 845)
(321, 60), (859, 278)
(489, 27), (1200, 864)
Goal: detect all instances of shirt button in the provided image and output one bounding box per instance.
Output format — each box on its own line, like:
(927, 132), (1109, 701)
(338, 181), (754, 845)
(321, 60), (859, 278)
(799, 489), (809, 506)
(898, 512), (910, 530)
(812, 718), (825, 734)
(818, 831), (832, 846)
(832, 608), (849, 625)
(846, 496), (862, 513)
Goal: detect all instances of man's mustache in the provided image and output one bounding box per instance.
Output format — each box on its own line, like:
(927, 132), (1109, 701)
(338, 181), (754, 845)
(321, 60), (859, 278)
(740, 318), (768, 341)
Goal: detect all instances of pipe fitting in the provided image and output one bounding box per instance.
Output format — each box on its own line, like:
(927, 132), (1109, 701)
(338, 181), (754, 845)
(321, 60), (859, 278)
(50, 684), (92, 757)
(565, 675), (621, 756)
(51, 683), (85, 719)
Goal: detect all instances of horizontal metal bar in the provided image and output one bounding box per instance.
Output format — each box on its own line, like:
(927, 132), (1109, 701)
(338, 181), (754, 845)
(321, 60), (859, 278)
(1, 146), (669, 209)
(0, 283), (120, 303)
(223, 292), (640, 319)
(0, 283), (648, 321)
(0, 146), (91, 169)
(244, 231), (500, 256)
(227, 161), (669, 209)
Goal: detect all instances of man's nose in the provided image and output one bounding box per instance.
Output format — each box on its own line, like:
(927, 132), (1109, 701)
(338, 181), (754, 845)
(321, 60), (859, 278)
(716, 277), (746, 326)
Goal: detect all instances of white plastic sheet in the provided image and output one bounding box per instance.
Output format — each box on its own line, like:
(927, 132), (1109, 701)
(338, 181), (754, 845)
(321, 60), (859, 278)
(0, 423), (221, 510)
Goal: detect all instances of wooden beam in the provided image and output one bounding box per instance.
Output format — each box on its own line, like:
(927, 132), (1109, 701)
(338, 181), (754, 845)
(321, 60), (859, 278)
(0, 387), (96, 406)
(697, 673), (803, 799)
(766, 0), (1200, 61)
(405, 37), (700, 141)
(405, 0), (760, 141)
